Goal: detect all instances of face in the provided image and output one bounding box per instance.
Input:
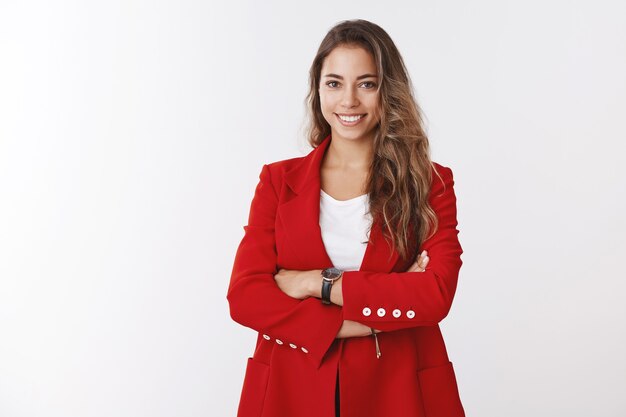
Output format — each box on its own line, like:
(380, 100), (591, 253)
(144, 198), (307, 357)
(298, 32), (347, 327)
(318, 44), (381, 144)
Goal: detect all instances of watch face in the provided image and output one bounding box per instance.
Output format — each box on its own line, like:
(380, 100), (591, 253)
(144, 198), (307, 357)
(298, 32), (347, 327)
(323, 267), (342, 280)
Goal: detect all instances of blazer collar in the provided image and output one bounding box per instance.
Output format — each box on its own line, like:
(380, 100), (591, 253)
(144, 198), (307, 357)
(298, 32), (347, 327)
(278, 134), (402, 273)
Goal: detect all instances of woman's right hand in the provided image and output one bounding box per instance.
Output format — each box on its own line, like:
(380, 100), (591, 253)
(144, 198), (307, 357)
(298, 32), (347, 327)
(406, 249), (429, 272)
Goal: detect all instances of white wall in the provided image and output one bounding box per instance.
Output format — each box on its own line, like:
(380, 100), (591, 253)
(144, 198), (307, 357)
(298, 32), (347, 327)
(1, 1), (625, 416)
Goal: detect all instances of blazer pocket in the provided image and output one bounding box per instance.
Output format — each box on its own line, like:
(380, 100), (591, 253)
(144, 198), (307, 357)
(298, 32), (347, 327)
(237, 357), (270, 417)
(417, 361), (465, 417)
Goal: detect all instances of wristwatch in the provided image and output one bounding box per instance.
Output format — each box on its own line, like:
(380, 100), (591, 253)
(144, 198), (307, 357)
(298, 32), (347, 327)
(321, 267), (343, 305)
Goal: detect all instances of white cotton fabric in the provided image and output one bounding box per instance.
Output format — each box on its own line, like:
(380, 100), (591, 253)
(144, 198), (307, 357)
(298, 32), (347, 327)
(319, 189), (373, 271)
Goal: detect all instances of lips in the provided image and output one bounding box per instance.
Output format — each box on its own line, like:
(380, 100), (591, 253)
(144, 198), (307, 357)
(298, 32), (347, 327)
(335, 113), (367, 126)
(336, 113), (366, 118)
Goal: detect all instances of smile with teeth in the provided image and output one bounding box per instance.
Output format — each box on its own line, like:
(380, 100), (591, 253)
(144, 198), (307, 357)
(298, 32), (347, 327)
(336, 113), (366, 125)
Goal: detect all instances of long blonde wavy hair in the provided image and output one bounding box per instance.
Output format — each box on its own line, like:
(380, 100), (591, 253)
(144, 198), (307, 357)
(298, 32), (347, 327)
(304, 19), (444, 262)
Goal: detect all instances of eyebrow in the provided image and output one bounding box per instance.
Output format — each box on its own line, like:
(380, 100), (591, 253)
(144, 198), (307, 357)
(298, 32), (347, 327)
(323, 73), (378, 80)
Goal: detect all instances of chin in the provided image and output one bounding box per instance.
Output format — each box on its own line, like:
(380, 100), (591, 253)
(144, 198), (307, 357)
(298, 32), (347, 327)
(334, 130), (374, 142)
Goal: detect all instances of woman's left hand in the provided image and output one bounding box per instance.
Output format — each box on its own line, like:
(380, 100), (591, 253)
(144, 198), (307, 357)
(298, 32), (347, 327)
(273, 268), (320, 300)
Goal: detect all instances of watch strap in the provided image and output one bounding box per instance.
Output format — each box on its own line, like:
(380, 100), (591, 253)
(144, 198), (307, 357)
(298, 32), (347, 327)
(321, 278), (333, 305)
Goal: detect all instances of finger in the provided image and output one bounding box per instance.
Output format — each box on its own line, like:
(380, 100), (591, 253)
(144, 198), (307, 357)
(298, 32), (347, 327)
(408, 259), (429, 273)
(407, 262), (425, 273)
(414, 250), (428, 264)
(407, 250), (430, 272)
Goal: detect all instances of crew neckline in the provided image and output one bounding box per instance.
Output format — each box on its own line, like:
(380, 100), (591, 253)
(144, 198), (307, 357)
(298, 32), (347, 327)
(320, 189), (368, 206)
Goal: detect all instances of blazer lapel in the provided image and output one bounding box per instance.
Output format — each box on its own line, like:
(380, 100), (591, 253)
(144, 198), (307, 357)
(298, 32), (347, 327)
(277, 134), (401, 273)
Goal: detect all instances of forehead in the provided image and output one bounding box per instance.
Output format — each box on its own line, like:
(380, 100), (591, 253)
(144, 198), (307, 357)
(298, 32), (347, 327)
(321, 45), (376, 74)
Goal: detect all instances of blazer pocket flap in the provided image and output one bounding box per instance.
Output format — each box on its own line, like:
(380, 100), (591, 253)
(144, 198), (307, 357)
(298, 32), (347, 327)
(237, 357), (270, 417)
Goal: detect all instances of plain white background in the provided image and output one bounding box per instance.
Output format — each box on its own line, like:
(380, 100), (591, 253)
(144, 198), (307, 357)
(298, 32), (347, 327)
(1, 1), (625, 416)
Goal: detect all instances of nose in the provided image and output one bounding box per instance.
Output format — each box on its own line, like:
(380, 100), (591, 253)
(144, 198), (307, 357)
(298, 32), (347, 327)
(341, 85), (359, 108)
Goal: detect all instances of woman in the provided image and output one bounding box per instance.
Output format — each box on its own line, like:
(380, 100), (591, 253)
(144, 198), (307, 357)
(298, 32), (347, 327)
(227, 19), (465, 417)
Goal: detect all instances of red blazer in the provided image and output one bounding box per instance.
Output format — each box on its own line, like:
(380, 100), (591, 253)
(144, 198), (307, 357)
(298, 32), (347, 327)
(227, 134), (465, 417)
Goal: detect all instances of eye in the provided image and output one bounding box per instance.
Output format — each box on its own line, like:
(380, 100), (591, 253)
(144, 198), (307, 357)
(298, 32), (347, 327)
(324, 80), (376, 89)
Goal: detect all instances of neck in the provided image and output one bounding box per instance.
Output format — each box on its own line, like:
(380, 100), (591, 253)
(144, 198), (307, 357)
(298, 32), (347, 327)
(323, 134), (374, 171)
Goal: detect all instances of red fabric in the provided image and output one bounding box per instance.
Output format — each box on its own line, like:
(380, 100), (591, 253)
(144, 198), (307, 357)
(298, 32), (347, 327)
(228, 135), (465, 417)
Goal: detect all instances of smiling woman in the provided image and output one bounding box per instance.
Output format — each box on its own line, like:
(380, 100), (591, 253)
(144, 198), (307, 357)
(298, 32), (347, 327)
(228, 19), (465, 417)
(320, 48), (381, 134)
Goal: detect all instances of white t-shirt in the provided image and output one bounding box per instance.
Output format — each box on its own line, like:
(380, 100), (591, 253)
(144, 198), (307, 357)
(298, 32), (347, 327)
(319, 189), (373, 271)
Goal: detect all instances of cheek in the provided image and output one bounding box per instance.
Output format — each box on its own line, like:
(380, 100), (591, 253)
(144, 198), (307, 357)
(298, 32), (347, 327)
(365, 98), (381, 119)
(363, 94), (379, 108)
(319, 95), (333, 117)
(319, 93), (331, 108)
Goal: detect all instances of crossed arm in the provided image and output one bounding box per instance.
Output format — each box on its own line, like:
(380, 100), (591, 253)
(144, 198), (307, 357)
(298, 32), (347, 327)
(273, 250), (431, 338)
(228, 163), (462, 367)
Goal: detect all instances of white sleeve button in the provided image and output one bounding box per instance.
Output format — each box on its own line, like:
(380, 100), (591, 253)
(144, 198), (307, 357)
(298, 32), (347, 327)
(263, 334), (271, 340)
(362, 307), (372, 317)
(392, 309), (401, 318)
(406, 310), (415, 319)
(377, 308), (386, 317)
(289, 343), (297, 349)
(275, 339), (283, 345)
(301, 347), (309, 353)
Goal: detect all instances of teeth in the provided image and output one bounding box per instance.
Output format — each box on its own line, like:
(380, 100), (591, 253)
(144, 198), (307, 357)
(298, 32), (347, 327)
(338, 114), (364, 122)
